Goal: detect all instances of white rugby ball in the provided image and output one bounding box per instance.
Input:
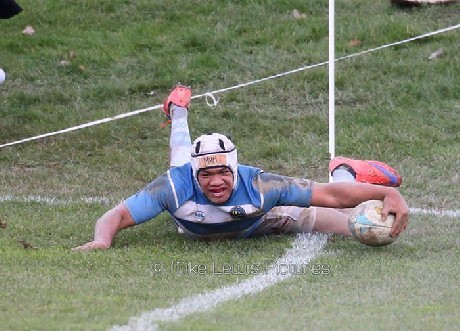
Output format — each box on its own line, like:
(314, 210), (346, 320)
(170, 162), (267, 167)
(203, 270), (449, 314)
(348, 200), (398, 247)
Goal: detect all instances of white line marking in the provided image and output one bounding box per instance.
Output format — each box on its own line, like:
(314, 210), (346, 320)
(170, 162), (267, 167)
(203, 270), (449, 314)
(1, 193), (458, 329)
(108, 206), (459, 330)
(110, 233), (328, 331)
(0, 194), (114, 205)
(409, 207), (460, 218)
(1, 195), (458, 218)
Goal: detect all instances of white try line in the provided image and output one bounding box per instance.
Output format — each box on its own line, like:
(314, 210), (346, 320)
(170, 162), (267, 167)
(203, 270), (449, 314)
(1, 192), (457, 329)
(1, 195), (459, 218)
(1, 194), (458, 218)
(0, 194), (114, 206)
(110, 233), (328, 331)
(409, 207), (460, 218)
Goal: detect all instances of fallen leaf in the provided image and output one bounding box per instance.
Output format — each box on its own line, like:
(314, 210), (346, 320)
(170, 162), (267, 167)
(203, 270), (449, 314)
(79, 65), (86, 71)
(292, 9), (307, 19)
(348, 39), (361, 47)
(59, 60), (70, 66)
(429, 48), (444, 60)
(22, 25), (35, 36)
(68, 51), (77, 59)
(18, 240), (37, 249)
(0, 222), (7, 229)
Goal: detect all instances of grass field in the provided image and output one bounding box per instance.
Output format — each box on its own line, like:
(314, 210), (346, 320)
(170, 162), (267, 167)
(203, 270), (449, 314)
(1, 0), (459, 330)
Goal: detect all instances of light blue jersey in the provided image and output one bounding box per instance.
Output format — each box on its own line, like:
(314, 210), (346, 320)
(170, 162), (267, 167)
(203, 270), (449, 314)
(124, 164), (313, 238)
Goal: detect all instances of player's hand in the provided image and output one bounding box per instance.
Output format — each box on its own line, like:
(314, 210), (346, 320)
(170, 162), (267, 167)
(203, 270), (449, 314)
(71, 240), (110, 252)
(381, 189), (410, 237)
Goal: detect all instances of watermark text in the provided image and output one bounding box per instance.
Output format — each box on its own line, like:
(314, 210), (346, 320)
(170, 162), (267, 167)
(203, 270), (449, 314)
(151, 261), (330, 276)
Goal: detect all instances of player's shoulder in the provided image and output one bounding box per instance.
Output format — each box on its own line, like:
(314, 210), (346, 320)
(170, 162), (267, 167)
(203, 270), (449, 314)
(237, 164), (262, 174)
(169, 163), (193, 180)
(166, 163), (195, 195)
(237, 164), (264, 181)
(142, 163), (192, 196)
(254, 169), (314, 189)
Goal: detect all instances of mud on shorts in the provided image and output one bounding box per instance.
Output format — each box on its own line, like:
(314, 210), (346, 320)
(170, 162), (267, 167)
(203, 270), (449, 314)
(178, 206), (317, 240)
(249, 206), (317, 237)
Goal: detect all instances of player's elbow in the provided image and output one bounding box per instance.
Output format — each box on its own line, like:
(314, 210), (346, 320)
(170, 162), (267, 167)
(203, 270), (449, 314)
(115, 203), (136, 229)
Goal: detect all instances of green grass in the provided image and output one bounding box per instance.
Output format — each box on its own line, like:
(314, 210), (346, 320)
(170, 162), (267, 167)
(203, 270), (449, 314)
(168, 214), (459, 331)
(1, 0), (459, 330)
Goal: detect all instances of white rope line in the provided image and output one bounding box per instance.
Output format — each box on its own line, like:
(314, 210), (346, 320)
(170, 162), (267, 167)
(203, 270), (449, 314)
(1, 24), (458, 150)
(190, 23), (460, 97)
(204, 92), (219, 107)
(0, 105), (163, 148)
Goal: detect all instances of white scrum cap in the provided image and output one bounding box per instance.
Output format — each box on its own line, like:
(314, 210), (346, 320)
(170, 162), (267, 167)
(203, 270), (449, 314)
(191, 133), (238, 189)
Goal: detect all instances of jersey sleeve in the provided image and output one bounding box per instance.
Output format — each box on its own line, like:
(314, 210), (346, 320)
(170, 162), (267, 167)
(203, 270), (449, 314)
(123, 173), (175, 224)
(255, 172), (313, 210)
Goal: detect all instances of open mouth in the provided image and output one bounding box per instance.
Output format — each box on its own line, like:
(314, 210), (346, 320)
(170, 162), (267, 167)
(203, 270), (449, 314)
(210, 188), (226, 198)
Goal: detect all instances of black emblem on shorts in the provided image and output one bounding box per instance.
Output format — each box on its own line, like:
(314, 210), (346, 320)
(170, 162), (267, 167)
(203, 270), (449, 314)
(230, 206), (246, 219)
(194, 210), (205, 221)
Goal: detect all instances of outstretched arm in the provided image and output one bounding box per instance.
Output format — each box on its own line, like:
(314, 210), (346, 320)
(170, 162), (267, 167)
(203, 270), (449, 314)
(311, 182), (409, 237)
(72, 202), (136, 251)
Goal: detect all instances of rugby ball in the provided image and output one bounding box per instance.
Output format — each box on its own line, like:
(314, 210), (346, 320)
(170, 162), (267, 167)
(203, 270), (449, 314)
(348, 200), (397, 247)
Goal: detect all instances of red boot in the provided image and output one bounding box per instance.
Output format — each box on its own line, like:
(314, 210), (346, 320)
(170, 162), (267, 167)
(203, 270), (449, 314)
(329, 156), (402, 187)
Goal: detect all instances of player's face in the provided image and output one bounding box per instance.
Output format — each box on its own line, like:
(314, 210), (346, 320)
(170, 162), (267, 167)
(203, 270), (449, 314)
(197, 166), (234, 204)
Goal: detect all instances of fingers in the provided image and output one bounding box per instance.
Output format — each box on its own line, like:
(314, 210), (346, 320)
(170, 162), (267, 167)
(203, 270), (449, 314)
(389, 208), (410, 238)
(382, 191), (410, 238)
(380, 207), (389, 222)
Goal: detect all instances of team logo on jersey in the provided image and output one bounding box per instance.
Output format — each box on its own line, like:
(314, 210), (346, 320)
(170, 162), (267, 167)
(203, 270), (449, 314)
(230, 206), (246, 219)
(194, 210), (205, 221)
